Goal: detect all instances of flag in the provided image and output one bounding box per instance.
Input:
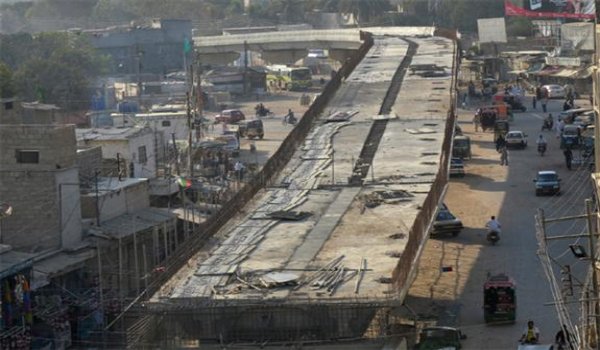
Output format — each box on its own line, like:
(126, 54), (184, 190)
(177, 177), (191, 188)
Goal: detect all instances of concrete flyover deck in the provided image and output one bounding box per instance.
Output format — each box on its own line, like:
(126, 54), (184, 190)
(148, 28), (457, 344)
(194, 26), (435, 53)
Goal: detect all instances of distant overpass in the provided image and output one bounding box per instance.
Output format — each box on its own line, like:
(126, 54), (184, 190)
(194, 26), (435, 64)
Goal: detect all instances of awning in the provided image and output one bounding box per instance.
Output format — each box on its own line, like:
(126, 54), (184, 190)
(551, 69), (578, 78)
(575, 66), (594, 79)
(0, 247), (34, 280)
(32, 248), (96, 290)
(99, 207), (177, 239)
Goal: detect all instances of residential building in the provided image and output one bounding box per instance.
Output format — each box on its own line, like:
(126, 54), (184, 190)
(0, 100), (82, 251)
(76, 126), (157, 179)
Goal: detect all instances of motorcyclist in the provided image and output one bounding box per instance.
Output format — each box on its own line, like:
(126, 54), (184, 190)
(283, 109), (296, 125)
(486, 216), (501, 234)
(520, 320), (540, 344)
(543, 114), (553, 130)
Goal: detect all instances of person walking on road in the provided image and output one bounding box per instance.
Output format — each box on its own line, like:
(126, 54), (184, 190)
(500, 146), (509, 166)
(495, 135), (506, 152)
(564, 147), (573, 170)
(234, 160), (245, 181)
(541, 87), (549, 113)
(472, 113), (480, 132)
(532, 95), (537, 110)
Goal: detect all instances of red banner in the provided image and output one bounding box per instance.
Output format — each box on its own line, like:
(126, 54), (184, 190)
(505, 0), (595, 19)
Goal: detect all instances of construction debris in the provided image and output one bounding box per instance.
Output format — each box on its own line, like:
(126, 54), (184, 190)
(267, 210), (313, 221)
(354, 258), (367, 294)
(360, 190), (413, 208)
(259, 272), (299, 288)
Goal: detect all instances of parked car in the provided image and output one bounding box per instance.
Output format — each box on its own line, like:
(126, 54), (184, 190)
(415, 326), (466, 350)
(215, 109), (246, 124)
(559, 108), (591, 124)
(533, 170), (561, 196)
(431, 205), (463, 237)
(573, 111), (595, 128)
(450, 158), (465, 178)
(505, 130), (527, 149)
(542, 84), (565, 99)
(452, 136), (471, 159)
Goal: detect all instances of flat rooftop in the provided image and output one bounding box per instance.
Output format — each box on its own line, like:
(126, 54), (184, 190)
(153, 35), (455, 305)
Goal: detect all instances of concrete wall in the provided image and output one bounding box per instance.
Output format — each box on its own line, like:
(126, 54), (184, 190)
(76, 146), (103, 185)
(0, 124), (80, 251)
(81, 180), (150, 222)
(56, 168), (83, 248)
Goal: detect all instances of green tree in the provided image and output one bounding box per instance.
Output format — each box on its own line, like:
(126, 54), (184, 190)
(0, 62), (15, 98)
(5, 32), (109, 110)
(338, 0), (392, 24)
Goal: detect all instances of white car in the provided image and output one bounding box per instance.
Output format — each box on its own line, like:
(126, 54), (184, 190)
(542, 84), (565, 99)
(505, 131), (528, 149)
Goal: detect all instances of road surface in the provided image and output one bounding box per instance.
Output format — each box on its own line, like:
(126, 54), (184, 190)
(406, 97), (593, 349)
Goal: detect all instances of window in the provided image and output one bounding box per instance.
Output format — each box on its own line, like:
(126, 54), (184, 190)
(161, 120), (171, 127)
(138, 146), (147, 164)
(16, 150), (39, 164)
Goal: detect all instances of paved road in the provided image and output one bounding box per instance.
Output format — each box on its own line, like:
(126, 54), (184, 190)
(406, 97), (593, 349)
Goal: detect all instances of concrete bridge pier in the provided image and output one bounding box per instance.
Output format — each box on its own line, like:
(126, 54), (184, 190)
(261, 49), (308, 65)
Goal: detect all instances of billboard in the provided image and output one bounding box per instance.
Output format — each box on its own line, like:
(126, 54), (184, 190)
(561, 22), (594, 50)
(505, 0), (595, 20)
(477, 18), (508, 43)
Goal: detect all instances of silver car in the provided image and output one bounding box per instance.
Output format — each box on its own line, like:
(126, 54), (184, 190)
(505, 131), (528, 149)
(542, 84), (565, 99)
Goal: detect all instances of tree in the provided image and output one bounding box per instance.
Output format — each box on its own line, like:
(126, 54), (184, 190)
(0, 62), (15, 98)
(338, 0), (392, 24)
(4, 32), (109, 110)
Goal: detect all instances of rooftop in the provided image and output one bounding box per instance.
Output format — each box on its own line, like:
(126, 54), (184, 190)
(76, 126), (152, 141)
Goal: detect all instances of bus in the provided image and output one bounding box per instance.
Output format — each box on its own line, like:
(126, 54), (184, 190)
(266, 65), (312, 91)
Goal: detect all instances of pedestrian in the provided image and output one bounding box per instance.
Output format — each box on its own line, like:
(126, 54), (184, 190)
(535, 85), (542, 101)
(500, 146), (509, 166)
(234, 160), (245, 181)
(472, 113), (480, 132)
(495, 135), (506, 152)
(542, 87), (549, 113)
(532, 95), (537, 110)
(564, 147), (573, 170)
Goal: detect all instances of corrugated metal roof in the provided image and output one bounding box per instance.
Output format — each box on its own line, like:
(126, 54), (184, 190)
(99, 208), (176, 238)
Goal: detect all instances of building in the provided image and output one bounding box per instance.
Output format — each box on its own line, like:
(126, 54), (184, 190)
(84, 19), (192, 75)
(76, 126), (157, 179)
(0, 100), (83, 251)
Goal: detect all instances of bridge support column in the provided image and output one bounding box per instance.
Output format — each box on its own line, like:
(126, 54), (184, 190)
(261, 49), (308, 65)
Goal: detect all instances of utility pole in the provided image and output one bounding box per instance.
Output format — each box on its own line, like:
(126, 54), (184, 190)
(186, 91), (193, 178)
(537, 201), (600, 350)
(117, 153), (122, 181)
(172, 133), (180, 176)
(95, 170), (101, 226)
(243, 40), (249, 95)
(585, 198), (600, 350)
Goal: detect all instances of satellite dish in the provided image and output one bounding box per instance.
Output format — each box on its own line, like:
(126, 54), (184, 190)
(0, 203), (13, 218)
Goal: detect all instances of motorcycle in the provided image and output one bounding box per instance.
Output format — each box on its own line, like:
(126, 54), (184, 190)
(538, 143), (547, 156)
(541, 119), (553, 131)
(487, 230), (500, 245)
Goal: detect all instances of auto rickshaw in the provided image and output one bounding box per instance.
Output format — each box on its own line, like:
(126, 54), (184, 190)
(478, 107), (497, 132)
(452, 135), (471, 159)
(484, 273), (516, 323)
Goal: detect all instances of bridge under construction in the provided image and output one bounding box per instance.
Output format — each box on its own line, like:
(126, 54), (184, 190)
(134, 27), (458, 347)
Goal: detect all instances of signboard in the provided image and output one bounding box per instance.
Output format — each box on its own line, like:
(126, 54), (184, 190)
(545, 56), (581, 66)
(477, 18), (507, 43)
(505, 0), (595, 20)
(561, 22), (594, 50)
